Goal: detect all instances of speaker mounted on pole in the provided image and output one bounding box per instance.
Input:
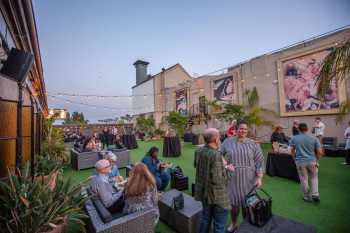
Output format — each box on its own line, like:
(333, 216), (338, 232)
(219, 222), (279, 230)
(0, 48), (34, 83)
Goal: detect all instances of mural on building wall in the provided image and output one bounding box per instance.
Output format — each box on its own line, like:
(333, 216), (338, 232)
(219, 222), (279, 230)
(213, 76), (234, 102)
(278, 47), (345, 116)
(175, 89), (187, 115)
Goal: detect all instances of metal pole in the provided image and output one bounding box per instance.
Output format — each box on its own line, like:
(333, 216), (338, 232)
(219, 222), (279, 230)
(16, 83), (23, 169)
(30, 96), (35, 177)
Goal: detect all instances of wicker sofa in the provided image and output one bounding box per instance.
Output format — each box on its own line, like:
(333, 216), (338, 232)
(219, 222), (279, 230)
(71, 149), (99, 170)
(84, 190), (156, 233)
(71, 148), (131, 170)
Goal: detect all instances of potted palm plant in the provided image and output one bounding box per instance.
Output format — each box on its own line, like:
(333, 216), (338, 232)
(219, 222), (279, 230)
(0, 163), (88, 233)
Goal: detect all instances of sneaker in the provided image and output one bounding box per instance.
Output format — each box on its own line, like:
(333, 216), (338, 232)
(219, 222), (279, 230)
(312, 196), (320, 203)
(303, 197), (312, 202)
(226, 225), (238, 233)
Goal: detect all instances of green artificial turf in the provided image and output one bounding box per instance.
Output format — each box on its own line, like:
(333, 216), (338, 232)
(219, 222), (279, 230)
(64, 140), (350, 233)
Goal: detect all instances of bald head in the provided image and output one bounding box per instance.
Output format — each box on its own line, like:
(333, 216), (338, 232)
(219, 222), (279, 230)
(203, 128), (220, 144)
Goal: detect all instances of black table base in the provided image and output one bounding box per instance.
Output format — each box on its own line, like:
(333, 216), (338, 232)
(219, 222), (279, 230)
(192, 134), (199, 145)
(163, 136), (181, 157)
(324, 147), (347, 157)
(266, 152), (299, 182)
(345, 149), (350, 164)
(183, 133), (193, 142)
(121, 134), (138, 149)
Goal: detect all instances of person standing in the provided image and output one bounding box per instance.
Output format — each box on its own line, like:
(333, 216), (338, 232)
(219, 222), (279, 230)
(313, 117), (325, 143)
(100, 127), (110, 149)
(292, 120), (300, 136)
(344, 121), (350, 165)
(290, 123), (323, 203)
(220, 121), (264, 232)
(344, 121), (350, 150)
(270, 125), (289, 145)
(194, 128), (234, 233)
(226, 120), (237, 137)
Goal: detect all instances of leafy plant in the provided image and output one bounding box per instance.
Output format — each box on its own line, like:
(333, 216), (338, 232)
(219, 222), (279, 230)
(63, 112), (88, 125)
(136, 115), (156, 138)
(215, 87), (276, 138)
(0, 163), (88, 233)
(35, 154), (62, 177)
(154, 128), (164, 136)
(317, 40), (350, 98)
(317, 40), (350, 120)
(42, 115), (68, 164)
(166, 111), (188, 137)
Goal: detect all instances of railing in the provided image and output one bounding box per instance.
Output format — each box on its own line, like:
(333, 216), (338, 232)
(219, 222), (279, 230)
(189, 103), (223, 117)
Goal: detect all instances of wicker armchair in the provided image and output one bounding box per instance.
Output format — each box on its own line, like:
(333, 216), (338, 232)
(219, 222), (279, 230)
(71, 149), (99, 170)
(111, 148), (131, 168)
(84, 199), (156, 233)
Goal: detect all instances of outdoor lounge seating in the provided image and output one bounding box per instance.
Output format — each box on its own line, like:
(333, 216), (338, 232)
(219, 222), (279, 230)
(71, 148), (99, 170)
(71, 148), (131, 170)
(84, 189), (156, 233)
(111, 148), (131, 168)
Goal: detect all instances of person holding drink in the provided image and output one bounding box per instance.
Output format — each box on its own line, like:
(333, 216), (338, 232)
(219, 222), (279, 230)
(142, 147), (171, 191)
(220, 121), (264, 232)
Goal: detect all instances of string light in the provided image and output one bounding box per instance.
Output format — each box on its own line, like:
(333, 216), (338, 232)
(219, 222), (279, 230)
(48, 95), (135, 111)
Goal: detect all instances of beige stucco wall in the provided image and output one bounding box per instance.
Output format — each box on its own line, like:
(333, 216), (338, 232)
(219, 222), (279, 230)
(193, 28), (350, 142)
(153, 64), (192, 126)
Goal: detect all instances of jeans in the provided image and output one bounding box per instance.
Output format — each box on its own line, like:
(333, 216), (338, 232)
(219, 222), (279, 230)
(155, 170), (171, 191)
(296, 161), (319, 198)
(199, 203), (228, 233)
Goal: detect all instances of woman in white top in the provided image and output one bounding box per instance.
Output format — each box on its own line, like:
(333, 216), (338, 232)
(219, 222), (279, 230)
(344, 121), (350, 150)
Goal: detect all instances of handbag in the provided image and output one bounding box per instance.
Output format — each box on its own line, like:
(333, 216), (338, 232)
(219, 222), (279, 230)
(172, 192), (184, 211)
(245, 186), (272, 227)
(171, 166), (184, 178)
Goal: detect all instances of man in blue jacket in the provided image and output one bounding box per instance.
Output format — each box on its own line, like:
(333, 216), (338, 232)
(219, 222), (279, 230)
(142, 147), (171, 191)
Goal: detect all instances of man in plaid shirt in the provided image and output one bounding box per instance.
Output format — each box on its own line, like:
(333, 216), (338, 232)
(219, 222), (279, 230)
(194, 128), (235, 233)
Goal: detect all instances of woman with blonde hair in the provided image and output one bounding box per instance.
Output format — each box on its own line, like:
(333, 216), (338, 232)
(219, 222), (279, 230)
(123, 163), (159, 222)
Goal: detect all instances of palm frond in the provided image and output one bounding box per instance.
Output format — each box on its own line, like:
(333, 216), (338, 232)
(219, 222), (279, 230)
(317, 40), (350, 97)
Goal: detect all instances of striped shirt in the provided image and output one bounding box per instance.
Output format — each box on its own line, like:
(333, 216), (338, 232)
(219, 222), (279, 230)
(220, 137), (264, 207)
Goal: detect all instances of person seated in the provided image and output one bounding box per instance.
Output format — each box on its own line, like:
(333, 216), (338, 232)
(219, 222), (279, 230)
(90, 159), (124, 213)
(83, 132), (102, 151)
(270, 125), (289, 145)
(141, 147), (171, 191)
(123, 163), (159, 223)
(105, 152), (124, 183)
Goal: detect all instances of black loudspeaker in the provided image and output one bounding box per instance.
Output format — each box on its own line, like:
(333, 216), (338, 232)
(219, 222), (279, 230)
(0, 48), (34, 83)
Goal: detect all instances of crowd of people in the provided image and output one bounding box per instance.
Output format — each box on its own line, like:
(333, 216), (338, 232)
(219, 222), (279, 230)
(89, 145), (173, 226)
(194, 117), (348, 233)
(67, 117), (349, 233)
(72, 126), (124, 152)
